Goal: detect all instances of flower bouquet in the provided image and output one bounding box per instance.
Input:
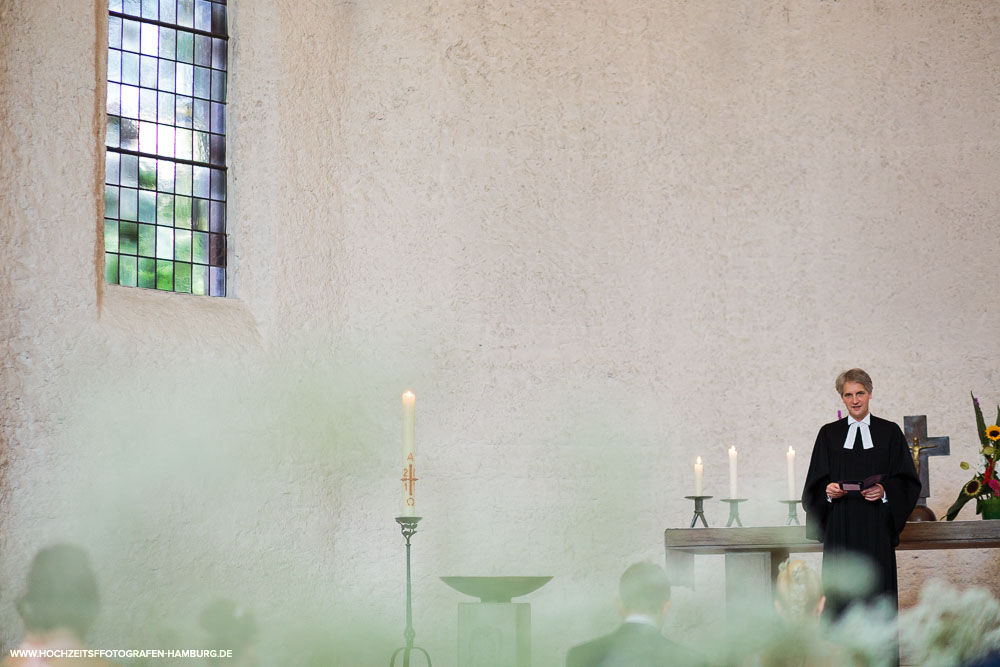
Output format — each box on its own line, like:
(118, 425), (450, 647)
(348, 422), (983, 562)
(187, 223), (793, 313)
(945, 393), (1000, 521)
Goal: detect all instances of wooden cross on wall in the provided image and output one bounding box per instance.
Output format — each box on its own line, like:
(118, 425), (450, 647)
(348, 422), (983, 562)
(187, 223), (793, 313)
(903, 415), (950, 505)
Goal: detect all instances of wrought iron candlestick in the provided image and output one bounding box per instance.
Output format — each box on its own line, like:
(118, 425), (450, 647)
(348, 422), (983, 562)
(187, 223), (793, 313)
(780, 500), (802, 526)
(720, 499), (747, 527)
(685, 495), (712, 527)
(389, 517), (432, 667)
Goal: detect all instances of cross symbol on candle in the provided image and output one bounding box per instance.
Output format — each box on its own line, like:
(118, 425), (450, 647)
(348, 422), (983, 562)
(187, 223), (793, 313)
(401, 463), (419, 496)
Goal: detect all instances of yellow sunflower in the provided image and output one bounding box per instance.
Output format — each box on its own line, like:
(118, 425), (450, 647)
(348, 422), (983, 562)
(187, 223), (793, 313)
(987, 425), (1000, 442)
(965, 479), (983, 497)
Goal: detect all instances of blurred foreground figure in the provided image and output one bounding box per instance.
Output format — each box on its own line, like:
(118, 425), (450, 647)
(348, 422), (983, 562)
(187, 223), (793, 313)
(774, 559), (825, 621)
(199, 599), (257, 667)
(566, 562), (703, 667)
(3, 544), (113, 667)
(802, 368), (920, 619)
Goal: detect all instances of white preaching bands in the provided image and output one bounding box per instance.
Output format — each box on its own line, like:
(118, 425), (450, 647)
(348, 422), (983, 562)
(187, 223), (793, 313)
(844, 413), (874, 450)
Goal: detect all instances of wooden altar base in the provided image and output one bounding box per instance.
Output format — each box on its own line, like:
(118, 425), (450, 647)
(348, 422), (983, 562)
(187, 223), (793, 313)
(664, 520), (1000, 603)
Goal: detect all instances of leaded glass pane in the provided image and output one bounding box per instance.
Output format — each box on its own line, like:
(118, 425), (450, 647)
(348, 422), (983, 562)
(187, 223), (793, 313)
(138, 257), (156, 288)
(106, 0), (226, 294)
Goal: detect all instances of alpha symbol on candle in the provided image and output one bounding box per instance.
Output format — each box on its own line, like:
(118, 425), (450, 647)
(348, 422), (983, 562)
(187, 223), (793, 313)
(401, 464), (419, 496)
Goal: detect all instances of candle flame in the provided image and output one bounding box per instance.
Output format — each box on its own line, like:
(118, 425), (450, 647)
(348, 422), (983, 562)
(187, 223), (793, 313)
(729, 446), (737, 455)
(696, 456), (702, 464)
(788, 446), (795, 454)
(402, 390), (415, 401)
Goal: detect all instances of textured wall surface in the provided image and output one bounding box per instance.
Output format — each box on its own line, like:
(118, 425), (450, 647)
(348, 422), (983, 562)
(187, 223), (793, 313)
(2, 1), (1000, 664)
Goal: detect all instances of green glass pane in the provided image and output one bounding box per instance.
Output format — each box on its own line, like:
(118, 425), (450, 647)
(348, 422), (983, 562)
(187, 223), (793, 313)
(105, 219), (119, 252)
(192, 198), (209, 231)
(192, 231), (208, 264)
(156, 259), (174, 290)
(156, 226), (174, 259)
(141, 0), (158, 21)
(123, 0), (140, 17)
(121, 155), (138, 187)
(104, 186), (119, 218)
(191, 263), (208, 295)
(106, 116), (120, 148)
(175, 196), (192, 228)
(175, 229), (192, 262)
(105, 253), (119, 285)
(139, 157), (156, 189)
(138, 190), (156, 222)
(138, 223), (155, 256)
(157, 160), (175, 193)
(177, 32), (194, 64)
(119, 254), (138, 287)
(156, 194), (174, 226)
(120, 187), (138, 221)
(138, 257), (156, 288)
(174, 262), (192, 293)
(120, 221), (138, 255)
(175, 164), (192, 196)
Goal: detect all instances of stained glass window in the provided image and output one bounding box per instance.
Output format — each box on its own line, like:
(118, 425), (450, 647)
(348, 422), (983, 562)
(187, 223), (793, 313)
(104, 0), (228, 296)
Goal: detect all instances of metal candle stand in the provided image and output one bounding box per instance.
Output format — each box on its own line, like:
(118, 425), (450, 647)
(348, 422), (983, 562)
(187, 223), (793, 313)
(779, 500), (802, 526)
(685, 495), (712, 527)
(720, 499), (747, 527)
(389, 517), (433, 667)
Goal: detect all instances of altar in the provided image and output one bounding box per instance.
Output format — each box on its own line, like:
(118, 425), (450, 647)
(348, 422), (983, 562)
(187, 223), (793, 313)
(664, 520), (1000, 602)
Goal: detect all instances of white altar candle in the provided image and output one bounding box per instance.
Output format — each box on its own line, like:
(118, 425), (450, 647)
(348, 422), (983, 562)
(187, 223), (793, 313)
(402, 391), (416, 516)
(786, 446), (796, 500)
(694, 456), (703, 496)
(728, 446), (738, 498)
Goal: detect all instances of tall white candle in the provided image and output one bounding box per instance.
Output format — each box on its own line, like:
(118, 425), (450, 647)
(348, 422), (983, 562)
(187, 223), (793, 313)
(728, 446), (738, 498)
(401, 391), (416, 516)
(694, 456), (703, 496)
(786, 446), (796, 500)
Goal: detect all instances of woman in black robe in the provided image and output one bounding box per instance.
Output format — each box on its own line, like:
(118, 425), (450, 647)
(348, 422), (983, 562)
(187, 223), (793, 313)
(801, 370), (921, 618)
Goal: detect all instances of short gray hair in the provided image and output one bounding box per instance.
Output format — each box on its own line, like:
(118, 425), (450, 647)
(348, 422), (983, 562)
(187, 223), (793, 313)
(836, 368), (873, 394)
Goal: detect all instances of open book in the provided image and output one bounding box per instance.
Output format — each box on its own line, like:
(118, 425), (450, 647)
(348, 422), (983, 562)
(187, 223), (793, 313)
(838, 474), (885, 492)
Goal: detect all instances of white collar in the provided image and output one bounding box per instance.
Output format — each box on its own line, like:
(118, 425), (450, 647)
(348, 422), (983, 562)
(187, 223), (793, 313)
(623, 613), (661, 629)
(844, 413), (874, 449)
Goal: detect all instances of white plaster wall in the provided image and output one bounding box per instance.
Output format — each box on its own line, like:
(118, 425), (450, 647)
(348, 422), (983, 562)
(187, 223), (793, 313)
(2, 1), (1000, 664)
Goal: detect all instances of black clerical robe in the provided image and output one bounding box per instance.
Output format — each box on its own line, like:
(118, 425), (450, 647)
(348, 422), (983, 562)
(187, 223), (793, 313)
(802, 415), (920, 616)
